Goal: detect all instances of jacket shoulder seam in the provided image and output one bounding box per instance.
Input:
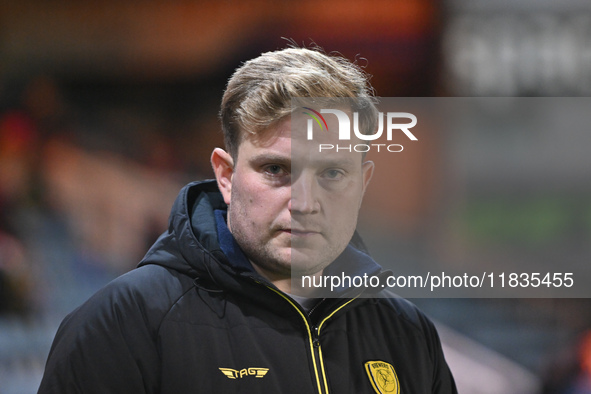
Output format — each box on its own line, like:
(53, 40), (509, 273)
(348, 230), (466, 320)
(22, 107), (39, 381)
(155, 278), (196, 337)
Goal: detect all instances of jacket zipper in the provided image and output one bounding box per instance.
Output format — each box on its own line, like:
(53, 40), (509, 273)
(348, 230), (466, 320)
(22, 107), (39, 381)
(265, 286), (326, 393)
(314, 298), (357, 393)
(265, 286), (356, 394)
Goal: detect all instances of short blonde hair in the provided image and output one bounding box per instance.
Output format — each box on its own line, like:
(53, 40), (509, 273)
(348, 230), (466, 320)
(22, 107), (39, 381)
(220, 47), (377, 158)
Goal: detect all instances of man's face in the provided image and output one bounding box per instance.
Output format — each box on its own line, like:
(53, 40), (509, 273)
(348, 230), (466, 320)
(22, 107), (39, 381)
(213, 114), (373, 282)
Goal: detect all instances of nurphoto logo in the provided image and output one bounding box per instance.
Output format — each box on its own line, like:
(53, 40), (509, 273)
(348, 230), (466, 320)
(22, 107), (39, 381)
(303, 107), (418, 153)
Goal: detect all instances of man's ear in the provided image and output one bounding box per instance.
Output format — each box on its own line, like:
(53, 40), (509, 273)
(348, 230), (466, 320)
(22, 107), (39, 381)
(211, 148), (234, 205)
(361, 160), (375, 200)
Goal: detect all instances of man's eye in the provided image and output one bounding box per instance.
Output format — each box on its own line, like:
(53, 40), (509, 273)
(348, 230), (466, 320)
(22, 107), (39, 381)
(323, 169), (344, 180)
(265, 165), (284, 175)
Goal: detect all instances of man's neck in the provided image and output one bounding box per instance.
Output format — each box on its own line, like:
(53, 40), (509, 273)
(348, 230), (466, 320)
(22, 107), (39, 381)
(250, 261), (322, 297)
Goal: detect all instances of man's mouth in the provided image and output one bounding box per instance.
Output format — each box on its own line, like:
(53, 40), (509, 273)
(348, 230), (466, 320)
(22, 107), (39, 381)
(285, 229), (321, 236)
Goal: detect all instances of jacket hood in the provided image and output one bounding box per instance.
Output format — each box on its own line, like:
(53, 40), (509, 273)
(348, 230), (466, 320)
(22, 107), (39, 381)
(138, 180), (385, 296)
(138, 180), (228, 278)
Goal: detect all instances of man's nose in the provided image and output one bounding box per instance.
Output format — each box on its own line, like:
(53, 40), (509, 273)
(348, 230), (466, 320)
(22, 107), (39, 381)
(289, 173), (319, 214)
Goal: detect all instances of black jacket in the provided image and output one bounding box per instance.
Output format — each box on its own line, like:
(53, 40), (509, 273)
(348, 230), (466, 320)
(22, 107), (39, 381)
(39, 181), (457, 393)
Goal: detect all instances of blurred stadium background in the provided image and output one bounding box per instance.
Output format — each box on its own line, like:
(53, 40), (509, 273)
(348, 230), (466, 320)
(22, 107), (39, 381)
(2, 1), (591, 392)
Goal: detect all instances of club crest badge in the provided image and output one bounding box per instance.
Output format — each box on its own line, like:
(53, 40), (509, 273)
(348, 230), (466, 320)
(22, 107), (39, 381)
(364, 360), (400, 394)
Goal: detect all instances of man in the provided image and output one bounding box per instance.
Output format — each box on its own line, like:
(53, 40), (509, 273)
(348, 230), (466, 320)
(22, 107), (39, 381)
(39, 47), (457, 393)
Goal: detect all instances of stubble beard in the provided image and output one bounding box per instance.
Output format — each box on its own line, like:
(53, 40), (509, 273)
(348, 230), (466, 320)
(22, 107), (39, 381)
(228, 212), (331, 279)
(227, 197), (355, 280)
(227, 197), (293, 278)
